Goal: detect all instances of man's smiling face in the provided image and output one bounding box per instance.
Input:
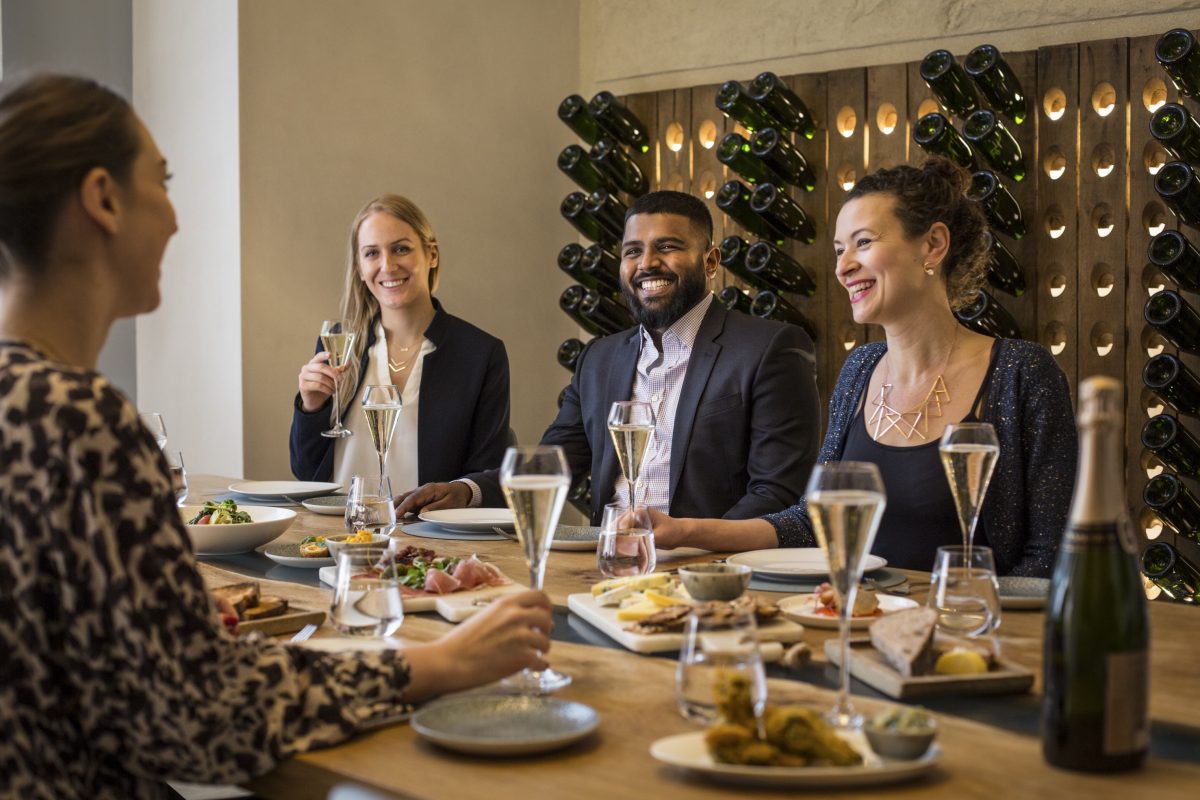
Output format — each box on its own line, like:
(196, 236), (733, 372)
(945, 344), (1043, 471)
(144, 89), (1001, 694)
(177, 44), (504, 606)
(619, 212), (717, 331)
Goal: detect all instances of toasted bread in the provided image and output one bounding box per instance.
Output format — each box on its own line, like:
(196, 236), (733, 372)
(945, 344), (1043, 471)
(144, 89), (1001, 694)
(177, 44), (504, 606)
(242, 596), (289, 621)
(211, 582), (260, 616)
(869, 606), (937, 677)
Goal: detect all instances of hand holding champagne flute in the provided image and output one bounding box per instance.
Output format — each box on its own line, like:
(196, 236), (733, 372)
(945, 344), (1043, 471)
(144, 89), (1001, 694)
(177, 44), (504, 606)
(607, 401), (654, 507)
(320, 319), (356, 438)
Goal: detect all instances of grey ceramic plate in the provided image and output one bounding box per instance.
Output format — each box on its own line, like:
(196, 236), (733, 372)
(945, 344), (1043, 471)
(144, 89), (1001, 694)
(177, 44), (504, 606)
(412, 694), (600, 756)
(301, 494), (347, 515)
(262, 542), (334, 568)
(552, 525), (601, 552)
(998, 576), (1050, 610)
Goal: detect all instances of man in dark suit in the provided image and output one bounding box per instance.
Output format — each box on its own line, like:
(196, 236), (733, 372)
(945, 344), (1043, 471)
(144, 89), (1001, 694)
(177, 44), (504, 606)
(397, 191), (820, 536)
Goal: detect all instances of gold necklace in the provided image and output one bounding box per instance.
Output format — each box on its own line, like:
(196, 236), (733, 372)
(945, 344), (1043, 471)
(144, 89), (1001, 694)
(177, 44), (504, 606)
(867, 327), (957, 441)
(386, 338), (422, 373)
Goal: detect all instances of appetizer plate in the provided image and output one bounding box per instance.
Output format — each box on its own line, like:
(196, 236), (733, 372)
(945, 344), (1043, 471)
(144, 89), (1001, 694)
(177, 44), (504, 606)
(181, 505), (297, 555)
(412, 695), (599, 756)
(998, 576), (1051, 610)
(418, 508), (514, 532)
(650, 730), (939, 788)
(728, 548), (887, 580)
(552, 525), (601, 551)
(228, 480), (341, 501)
(778, 594), (919, 630)
(317, 565), (525, 621)
(301, 494), (347, 515)
(398, 521), (506, 542)
(262, 542), (334, 568)
(824, 638), (1035, 700)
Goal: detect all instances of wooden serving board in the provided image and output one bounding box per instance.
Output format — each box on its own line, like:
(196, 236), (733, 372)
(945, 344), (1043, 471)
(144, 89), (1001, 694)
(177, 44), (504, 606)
(317, 566), (525, 622)
(238, 607), (326, 637)
(824, 637), (1034, 700)
(567, 592), (806, 654)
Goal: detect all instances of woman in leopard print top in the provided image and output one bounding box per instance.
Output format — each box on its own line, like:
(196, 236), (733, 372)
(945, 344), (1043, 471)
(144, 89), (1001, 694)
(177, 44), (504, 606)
(0, 75), (553, 798)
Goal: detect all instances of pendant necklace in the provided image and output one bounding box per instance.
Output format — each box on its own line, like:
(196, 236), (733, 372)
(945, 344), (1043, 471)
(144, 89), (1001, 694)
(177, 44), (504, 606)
(387, 338), (422, 373)
(867, 326), (957, 441)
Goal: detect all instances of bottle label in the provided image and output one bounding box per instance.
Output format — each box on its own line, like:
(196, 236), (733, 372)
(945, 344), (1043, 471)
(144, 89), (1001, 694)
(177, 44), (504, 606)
(1104, 649), (1150, 755)
(1063, 522), (1118, 552)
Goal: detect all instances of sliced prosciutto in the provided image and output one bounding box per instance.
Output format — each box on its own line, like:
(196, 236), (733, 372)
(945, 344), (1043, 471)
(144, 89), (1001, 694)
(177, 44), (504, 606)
(424, 567), (463, 594)
(451, 555), (510, 589)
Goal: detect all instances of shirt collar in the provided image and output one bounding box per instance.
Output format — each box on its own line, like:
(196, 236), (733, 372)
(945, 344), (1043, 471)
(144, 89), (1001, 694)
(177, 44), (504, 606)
(639, 293), (713, 353)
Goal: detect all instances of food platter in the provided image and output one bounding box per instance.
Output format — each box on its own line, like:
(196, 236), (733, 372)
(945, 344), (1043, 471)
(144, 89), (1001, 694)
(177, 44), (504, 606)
(727, 548), (887, 580)
(318, 565), (525, 621)
(412, 695), (599, 756)
(777, 594), (919, 630)
(824, 638), (1035, 699)
(262, 542), (334, 568)
(228, 480), (341, 501)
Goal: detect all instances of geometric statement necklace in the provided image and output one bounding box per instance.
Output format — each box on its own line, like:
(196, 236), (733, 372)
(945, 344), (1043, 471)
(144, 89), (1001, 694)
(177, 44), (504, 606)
(867, 327), (957, 441)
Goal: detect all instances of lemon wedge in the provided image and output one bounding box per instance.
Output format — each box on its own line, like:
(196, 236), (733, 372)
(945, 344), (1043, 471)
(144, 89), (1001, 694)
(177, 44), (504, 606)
(934, 648), (989, 675)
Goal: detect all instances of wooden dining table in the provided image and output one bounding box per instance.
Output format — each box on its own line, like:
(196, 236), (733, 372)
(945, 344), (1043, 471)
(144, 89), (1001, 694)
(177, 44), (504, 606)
(187, 475), (1200, 799)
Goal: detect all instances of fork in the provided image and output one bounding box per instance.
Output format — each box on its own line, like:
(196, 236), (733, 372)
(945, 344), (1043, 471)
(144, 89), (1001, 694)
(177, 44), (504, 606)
(492, 526), (518, 540)
(290, 623), (319, 643)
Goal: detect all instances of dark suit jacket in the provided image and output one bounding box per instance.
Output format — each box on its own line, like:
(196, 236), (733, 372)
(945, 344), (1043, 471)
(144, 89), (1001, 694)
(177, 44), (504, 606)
(290, 301), (510, 484)
(465, 299), (820, 523)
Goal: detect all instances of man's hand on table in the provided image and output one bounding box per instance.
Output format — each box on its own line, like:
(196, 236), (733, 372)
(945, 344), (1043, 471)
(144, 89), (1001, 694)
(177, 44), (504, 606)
(395, 481), (472, 516)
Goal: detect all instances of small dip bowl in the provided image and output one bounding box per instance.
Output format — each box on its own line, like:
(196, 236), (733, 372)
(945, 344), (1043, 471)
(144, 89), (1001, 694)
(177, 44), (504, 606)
(325, 532), (391, 560)
(678, 563), (752, 601)
(865, 710), (937, 760)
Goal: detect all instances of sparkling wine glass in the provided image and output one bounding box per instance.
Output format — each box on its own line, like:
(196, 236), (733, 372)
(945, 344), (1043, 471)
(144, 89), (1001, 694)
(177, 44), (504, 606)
(500, 445), (571, 694)
(361, 384), (402, 484)
(597, 502), (656, 578)
(345, 475), (397, 536)
(320, 320), (356, 438)
(939, 422), (1000, 561)
(140, 412), (167, 450)
(607, 401), (654, 507)
(806, 461), (886, 729)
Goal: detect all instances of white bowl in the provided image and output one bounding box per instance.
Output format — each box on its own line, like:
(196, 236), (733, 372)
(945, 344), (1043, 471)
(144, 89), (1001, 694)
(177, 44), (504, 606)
(181, 505), (297, 555)
(325, 532), (392, 560)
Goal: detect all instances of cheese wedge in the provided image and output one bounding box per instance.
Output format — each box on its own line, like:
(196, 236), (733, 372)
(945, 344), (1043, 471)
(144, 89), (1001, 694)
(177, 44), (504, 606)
(595, 584), (636, 607)
(644, 588), (688, 608)
(590, 573), (671, 597)
(615, 599), (661, 621)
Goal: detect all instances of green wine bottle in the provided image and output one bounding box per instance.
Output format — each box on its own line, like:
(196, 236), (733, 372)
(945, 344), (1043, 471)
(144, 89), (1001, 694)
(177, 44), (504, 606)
(716, 180), (785, 244)
(750, 184), (816, 244)
(1141, 541), (1200, 603)
(982, 230), (1027, 297)
(588, 91), (650, 153)
(716, 80), (780, 132)
(579, 288), (635, 335)
(745, 240), (817, 296)
(1142, 413), (1200, 479)
(1043, 376), (1150, 773)
(750, 128), (816, 192)
(1154, 161), (1200, 229)
(558, 94), (603, 144)
(1144, 289), (1200, 355)
(1144, 472), (1200, 540)
(589, 137), (649, 197)
(963, 44), (1029, 125)
(747, 71), (816, 140)
(581, 244), (622, 298)
(963, 110), (1026, 182)
(717, 285), (754, 314)
(919, 49), (980, 119)
(717, 235), (764, 288)
(913, 112), (976, 169)
(1155, 28), (1200, 99)
(557, 338), (586, 373)
(717, 132), (775, 185)
(560, 284), (606, 336)
(967, 170), (1026, 239)
(1148, 230), (1200, 292)
(585, 189), (628, 241)
(558, 243), (620, 297)
(561, 192), (619, 249)
(558, 144), (616, 194)
(1149, 103), (1200, 165)
(954, 289), (1022, 338)
(751, 290), (817, 341)
(1143, 353), (1200, 417)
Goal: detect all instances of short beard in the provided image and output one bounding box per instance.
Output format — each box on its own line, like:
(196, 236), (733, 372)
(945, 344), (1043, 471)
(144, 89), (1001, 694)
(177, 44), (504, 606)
(621, 261), (708, 331)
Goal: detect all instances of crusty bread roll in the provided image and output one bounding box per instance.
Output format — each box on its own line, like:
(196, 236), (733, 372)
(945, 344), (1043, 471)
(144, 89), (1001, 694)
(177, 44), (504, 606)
(869, 606), (937, 677)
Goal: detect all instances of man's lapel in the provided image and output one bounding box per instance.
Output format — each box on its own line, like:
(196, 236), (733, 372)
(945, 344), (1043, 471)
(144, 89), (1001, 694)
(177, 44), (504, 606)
(668, 301), (725, 499)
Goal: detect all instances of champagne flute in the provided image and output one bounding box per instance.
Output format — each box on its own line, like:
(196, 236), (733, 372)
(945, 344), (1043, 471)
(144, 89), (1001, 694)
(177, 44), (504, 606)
(361, 384), (402, 484)
(140, 412), (167, 450)
(806, 461), (886, 729)
(597, 503), (656, 578)
(607, 401), (654, 507)
(320, 320), (356, 438)
(939, 422), (1000, 562)
(500, 445), (571, 694)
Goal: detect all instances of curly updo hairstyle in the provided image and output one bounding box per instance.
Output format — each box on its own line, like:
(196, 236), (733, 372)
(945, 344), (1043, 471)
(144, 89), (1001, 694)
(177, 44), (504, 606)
(846, 156), (990, 311)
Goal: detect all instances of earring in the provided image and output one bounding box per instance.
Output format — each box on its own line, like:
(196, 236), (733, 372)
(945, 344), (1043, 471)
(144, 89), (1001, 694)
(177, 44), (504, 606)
(923, 262), (936, 276)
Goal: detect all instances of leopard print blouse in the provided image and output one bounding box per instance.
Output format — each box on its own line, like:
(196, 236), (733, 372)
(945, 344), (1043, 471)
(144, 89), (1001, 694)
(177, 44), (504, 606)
(0, 342), (413, 798)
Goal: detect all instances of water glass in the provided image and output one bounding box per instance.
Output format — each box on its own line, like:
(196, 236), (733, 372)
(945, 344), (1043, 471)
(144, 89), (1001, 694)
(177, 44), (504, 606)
(329, 545), (404, 637)
(166, 451), (188, 506)
(597, 503), (656, 578)
(140, 412), (167, 450)
(676, 606), (767, 726)
(928, 545), (1002, 638)
(345, 475), (397, 536)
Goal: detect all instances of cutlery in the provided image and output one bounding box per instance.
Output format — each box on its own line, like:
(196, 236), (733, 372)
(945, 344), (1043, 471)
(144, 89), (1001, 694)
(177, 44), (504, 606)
(290, 623), (319, 643)
(492, 526), (519, 540)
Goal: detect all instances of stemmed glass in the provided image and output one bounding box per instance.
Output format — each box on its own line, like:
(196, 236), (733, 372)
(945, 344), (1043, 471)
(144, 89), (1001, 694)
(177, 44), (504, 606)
(361, 384), (403, 484)
(500, 445), (571, 694)
(320, 320), (356, 438)
(939, 422), (1000, 562)
(607, 401), (654, 507)
(597, 503), (656, 578)
(140, 412), (167, 450)
(806, 461), (887, 729)
(345, 475), (397, 536)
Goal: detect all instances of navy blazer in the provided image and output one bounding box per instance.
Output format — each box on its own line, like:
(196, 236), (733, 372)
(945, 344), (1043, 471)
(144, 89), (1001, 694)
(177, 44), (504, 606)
(465, 299), (821, 523)
(290, 301), (510, 485)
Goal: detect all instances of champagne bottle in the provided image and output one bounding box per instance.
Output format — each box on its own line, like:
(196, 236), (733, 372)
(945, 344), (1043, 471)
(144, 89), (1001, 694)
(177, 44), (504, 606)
(747, 71), (816, 140)
(1149, 103), (1200, 165)
(717, 285), (754, 314)
(1148, 230), (1200, 292)
(558, 94), (602, 144)
(963, 44), (1029, 125)
(558, 243), (621, 298)
(967, 170), (1027, 239)
(716, 180), (784, 244)
(1043, 376), (1150, 773)
(580, 288), (634, 335)
(1144, 289), (1200, 355)
(560, 284), (604, 336)
(585, 189), (628, 241)
(750, 128), (816, 192)
(588, 91), (650, 153)
(963, 110), (1027, 182)
(557, 338), (585, 373)
(581, 244), (622, 297)
(718, 235), (765, 288)
(1155, 28), (1200, 99)
(558, 243), (589, 284)
(715, 80), (779, 132)
(751, 290), (818, 341)
(983, 230), (1027, 297)
(955, 289), (1022, 338)
(561, 192), (619, 249)
(1143, 353), (1200, 417)
(1142, 413), (1200, 479)
(913, 112), (976, 169)
(1144, 472), (1200, 540)
(749, 183), (817, 244)
(745, 240), (817, 296)
(589, 137), (649, 197)
(717, 132), (775, 185)
(1141, 542), (1200, 603)
(1154, 161), (1200, 229)
(919, 49), (981, 119)
(558, 144), (616, 194)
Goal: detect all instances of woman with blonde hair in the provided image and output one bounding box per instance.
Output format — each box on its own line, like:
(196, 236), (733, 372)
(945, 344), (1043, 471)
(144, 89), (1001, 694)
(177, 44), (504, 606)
(290, 194), (510, 496)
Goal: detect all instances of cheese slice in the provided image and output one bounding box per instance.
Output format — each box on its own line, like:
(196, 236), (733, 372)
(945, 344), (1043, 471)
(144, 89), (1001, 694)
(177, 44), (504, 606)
(595, 584), (636, 607)
(644, 588), (688, 608)
(590, 573), (671, 597)
(615, 599), (661, 621)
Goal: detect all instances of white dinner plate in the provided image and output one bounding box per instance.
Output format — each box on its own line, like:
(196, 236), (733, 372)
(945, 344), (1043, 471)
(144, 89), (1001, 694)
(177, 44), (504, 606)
(649, 730), (938, 788)
(727, 548), (887, 580)
(228, 480), (341, 501)
(998, 576), (1050, 610)
(412, 695), (599, 756)
(262, 542), (334, 568)
(419, 508), (514, 532)
(301, 494), (348, 515)
(778, 594), (919, 630)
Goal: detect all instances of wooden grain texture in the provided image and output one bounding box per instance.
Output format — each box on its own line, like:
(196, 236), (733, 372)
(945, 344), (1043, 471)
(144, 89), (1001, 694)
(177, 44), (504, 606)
(996, 48), (1039, 341)
(866, 64), (908, 172)
(656, 88), (691, 194)
(826, 68), (869, 365)
(690, 84), (730, 255)
(823, 638), (1035, 700)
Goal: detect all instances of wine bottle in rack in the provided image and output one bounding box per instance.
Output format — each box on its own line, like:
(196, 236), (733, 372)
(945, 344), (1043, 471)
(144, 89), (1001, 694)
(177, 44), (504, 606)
(561, 192), (619, 249)
(1142, 413), (1200, 479)
(749, 184), (817, 244)
(1155, 28), (1200, 99)
(589, 137), (649, 196)
(750, 128), (816, 192)
(919, 49), (981, 119)
(560, 285), (605, 336)
(557, 338), (586, 373)
(715, 80), (780, 132)
(581, 244), (622, 297)
(1144, 472), (1200, 539)
(717, 235), (764, 288)
(751, 290), (818, 341)
(913, 112), (976, 170)
(557, 94), (603, 144)
(716, 180), (784, 243)
(558, 243), (590, 285)
(558, 144), (616, 194)
(1144, 289), (1200, 355)
(967, 170), (1026, 239)
(745, 241), (817, 296)
(1143, 353), (1200, 417)
(1149, 103), (1200, 165)
(1141, 541), (1200, 603)
(748, 71), (817, 140)
(585, 189), (628, 241)
(963, 110), (1026, 182)
(963, 44), (1029, 125)
(983, 230), (1027, 297)
(558, 243), (621, 298)
(1154, 161), (1200, 229)
(580, 288), (634, 335)
(955, 289), (1023, 339)
(717, 286), (754, 314)
(1148, 230), (1200, 292)
(588, 91), (650, 153)
(717, 132), (775, 185)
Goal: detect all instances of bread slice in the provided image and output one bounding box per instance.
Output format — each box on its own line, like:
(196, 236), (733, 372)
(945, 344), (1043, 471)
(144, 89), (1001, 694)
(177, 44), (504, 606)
(869, 606), (937, 677)
(211, 582), (260, 616)
(242, 596), (289, 621)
